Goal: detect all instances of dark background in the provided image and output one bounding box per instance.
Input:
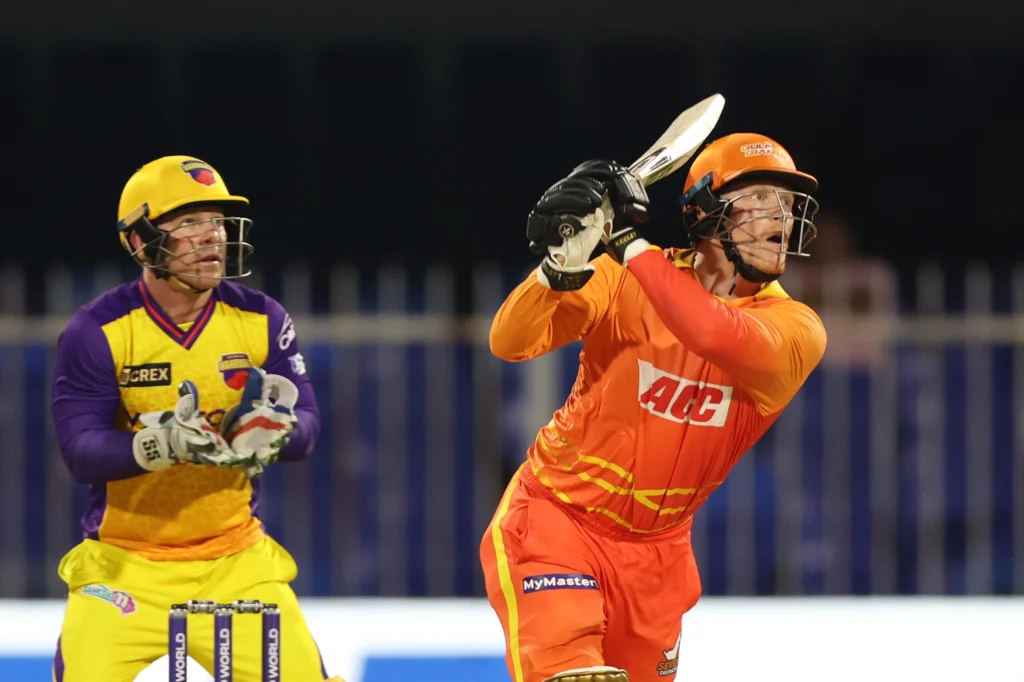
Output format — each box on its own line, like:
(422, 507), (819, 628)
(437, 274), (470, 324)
(2, 0), (1021, 308)
(2, 0), (1023, 600)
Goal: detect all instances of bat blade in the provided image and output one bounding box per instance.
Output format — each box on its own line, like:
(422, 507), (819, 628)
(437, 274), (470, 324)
(628, 93), (726, 187)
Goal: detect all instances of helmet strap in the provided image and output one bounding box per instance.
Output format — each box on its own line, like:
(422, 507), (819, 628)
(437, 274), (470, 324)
(722, 240), (781, 288)
(167, 274), (213, 296)
(146, 257), (215, 295)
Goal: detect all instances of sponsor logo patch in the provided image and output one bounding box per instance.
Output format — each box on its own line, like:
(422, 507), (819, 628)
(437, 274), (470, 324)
(119, 362), (172, 388)
(82, 584), (137, 616)
(522, 573), (599, 594)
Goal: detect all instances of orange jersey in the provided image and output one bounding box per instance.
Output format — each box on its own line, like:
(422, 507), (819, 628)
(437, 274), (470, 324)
(489, 249), (827, 536)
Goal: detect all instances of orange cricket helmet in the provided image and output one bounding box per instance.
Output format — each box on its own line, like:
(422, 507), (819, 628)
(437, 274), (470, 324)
(682, 132), (818, 200)
(678, 133), (821, 284)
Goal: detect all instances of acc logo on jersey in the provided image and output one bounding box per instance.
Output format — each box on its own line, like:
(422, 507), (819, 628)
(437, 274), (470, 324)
(218, 353), (253, 390)
(119, 362), (172, 388)
(637, 360), (732, 427)
(180, 159), (218, 187)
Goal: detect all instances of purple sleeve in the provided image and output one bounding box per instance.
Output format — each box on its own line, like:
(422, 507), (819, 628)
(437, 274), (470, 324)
(51, 311), (145, 484)
(263, 298), (321, 461)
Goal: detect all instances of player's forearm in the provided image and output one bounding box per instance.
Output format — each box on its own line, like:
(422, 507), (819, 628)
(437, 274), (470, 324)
(59, 429), (144, 484)
(489, 274), (600, 362)
(489, 279), (565, 361)
(278, 383), (321, 461)
(627, 250), (768, 364)
(52, 387), (147, 483)
(278, 413), (317, 461)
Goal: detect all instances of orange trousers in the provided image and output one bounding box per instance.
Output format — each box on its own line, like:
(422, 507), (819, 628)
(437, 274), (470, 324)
(480, 470), (703, 682)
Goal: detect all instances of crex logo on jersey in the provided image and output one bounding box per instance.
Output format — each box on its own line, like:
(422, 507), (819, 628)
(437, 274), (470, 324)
(522, 573), (599, 594)
(119, 362), (172, 388)
(181, 159), (218, 186)
(637, 360), (733, 427)
(218, 352), (253, 390)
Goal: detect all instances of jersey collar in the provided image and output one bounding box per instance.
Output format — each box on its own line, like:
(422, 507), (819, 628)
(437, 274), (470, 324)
(667, 248), (792, 302)
(137, 279), (219, 350)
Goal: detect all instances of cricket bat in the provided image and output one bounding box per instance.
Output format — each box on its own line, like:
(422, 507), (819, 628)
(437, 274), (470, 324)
(537, 94), (725, 256)
(628, 93), (726, 187)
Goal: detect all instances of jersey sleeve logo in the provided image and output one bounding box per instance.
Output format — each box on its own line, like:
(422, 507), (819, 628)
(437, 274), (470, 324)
(277, 314), (297, 351)
(637, 359), (732, 427)
(288, 353), (307, 376)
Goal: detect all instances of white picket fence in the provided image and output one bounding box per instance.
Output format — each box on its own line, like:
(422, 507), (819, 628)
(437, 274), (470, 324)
(0, 258), (1021, 598)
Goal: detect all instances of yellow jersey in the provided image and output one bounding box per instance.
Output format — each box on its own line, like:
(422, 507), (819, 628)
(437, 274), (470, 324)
(51, 278), (320, 561)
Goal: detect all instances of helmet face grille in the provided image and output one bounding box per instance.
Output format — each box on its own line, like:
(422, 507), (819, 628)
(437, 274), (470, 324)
(683, 185), (820, 258)
(708, 187), (820, 257)
(115, 157), (255, 291)
(125, 215), (254, 283)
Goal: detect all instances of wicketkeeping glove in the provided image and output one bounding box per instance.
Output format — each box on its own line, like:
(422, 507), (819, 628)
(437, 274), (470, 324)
(220, 367), (299, 478)
(132, 381), (249, 472)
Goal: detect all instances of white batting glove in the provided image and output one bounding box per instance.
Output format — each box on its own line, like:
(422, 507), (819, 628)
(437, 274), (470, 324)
(132, 381), (250, 472)
(536, 196), (613, 289)
(220, 368), (299, 478)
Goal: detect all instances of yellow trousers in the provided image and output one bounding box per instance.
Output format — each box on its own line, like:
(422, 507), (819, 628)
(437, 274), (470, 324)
(53, 537), (333, 682)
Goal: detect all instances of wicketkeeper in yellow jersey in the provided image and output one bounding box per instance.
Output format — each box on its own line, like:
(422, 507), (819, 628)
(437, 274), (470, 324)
(50, 156), (343, 681)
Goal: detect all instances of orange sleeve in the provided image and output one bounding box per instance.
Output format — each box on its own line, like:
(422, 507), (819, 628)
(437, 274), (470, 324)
(489, 255), (624, 362)
(627, 249), (827, 414)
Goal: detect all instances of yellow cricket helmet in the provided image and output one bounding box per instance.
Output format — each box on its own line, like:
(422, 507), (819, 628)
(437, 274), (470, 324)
(116, 156), (254, 284)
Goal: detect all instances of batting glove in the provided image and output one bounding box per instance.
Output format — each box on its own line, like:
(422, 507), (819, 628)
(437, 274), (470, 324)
(526, 165), (614, 291)
(596, 161), (653, 266)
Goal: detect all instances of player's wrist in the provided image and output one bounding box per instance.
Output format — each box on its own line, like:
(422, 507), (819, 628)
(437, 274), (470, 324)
(605, 227), (651, 266)
(132, 428), (178, 472)
(537, 258), (595, 291)
(621, 237), (652, 265)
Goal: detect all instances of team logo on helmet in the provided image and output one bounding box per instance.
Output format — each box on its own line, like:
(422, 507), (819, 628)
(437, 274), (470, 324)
(740, 142), (774, 157)
(180, 159), (218, 187)
(218, 352), (254, 390)
(738, 141), (793, 165)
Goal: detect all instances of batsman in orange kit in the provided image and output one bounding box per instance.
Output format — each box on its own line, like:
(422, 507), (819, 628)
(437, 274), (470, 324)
(480, 134), (828, 682)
